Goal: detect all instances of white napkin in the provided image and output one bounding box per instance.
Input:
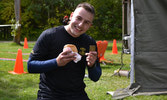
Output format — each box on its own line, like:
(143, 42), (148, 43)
(73, 52), (82, 63)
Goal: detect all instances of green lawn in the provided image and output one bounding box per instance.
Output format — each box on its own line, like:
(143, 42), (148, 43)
(0, 41), (167, 100)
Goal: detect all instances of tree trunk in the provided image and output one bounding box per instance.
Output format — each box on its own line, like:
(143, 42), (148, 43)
(13, 26), (22, 45)
(14, 0), (21, 45)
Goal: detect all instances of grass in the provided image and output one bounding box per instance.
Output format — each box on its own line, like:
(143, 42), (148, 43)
(0, 41), (167, 100)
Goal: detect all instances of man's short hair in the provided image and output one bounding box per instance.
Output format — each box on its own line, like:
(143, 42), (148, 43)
(76, 2), (95, 17)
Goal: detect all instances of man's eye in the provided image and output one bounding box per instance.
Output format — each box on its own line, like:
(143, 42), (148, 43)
(85, 21), (91, 25)
(77, 17), (82, 21)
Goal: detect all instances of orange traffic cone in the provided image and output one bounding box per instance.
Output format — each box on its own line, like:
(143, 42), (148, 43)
(111, 39), (118, 54)
(8, 49), (27, 74)
(96, 41), (103, 59)
(23, 37), (28, 49)
(100, 40), (108, 61)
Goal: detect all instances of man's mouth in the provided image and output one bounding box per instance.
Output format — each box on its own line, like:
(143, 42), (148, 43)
(75, 26), (82, 32)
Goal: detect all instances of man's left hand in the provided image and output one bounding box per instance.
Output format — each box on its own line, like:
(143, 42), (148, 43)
(85, 51), (97, 67)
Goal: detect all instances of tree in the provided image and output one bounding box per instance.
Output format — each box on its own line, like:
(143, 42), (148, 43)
(0, 0), (122, 41)
(0, 0), (15, 23)
(88, 0), (122, 40)
(14, 0), (21, 45)
(0, 0), (21, 44)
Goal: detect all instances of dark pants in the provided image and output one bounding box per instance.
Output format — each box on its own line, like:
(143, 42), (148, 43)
(37, 96), (90, 100)
(37, 90), (90, 100)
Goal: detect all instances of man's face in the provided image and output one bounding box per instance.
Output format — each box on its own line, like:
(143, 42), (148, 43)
(66, 7), (94, 38)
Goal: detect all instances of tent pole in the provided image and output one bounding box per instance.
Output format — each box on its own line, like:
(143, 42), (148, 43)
(130, 0), (135, 84)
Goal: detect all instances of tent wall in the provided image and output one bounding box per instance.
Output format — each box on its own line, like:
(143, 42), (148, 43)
(134, 0), (167, 92)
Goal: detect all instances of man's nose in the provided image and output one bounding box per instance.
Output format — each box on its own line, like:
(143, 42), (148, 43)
(78, 21), (84, 27)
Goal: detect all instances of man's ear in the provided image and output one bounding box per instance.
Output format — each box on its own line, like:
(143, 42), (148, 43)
(69, 12), (74, 20)
(90, 23), (93, 27)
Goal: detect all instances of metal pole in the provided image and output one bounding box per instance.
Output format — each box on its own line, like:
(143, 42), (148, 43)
(130, 0), (135, 84)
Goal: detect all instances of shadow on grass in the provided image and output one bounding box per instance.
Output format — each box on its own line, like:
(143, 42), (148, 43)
(100, 63), (122, 69)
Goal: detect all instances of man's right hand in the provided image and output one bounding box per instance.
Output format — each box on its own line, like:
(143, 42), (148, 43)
(56, 47), (76, 67)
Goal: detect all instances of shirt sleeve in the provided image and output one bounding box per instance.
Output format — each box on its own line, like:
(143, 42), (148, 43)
(27, 29), (58, 73)
(27, 58), (58, 73)
(87, 60), (102, 82)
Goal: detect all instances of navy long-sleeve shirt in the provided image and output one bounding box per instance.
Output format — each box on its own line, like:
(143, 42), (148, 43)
(27, 26), (101, 98)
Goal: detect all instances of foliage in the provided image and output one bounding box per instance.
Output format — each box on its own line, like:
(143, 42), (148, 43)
(10, 19), (17, 36)
(88, 0), (122, 40)
(0, 0), (122, 41)
(0, 0), (15, 24)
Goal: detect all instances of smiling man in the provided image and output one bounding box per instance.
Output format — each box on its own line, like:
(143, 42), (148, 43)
(65, 6), (94, 38)
(28, 2), (101, 100)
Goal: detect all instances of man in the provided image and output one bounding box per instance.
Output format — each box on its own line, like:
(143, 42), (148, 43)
(28, 2), (101, 100)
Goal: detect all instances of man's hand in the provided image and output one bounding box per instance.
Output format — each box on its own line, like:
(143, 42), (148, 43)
(85, 51), (97, 67)
(56, 47), (76, 67)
